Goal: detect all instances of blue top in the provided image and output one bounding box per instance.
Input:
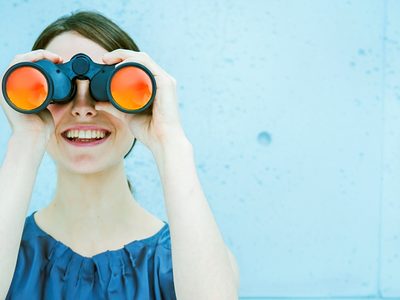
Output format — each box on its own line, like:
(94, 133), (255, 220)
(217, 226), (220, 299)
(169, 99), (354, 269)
(6, 210), (177, 300)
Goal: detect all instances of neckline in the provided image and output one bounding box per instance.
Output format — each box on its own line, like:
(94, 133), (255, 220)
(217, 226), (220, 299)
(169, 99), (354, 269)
(30, 210), (168, 260)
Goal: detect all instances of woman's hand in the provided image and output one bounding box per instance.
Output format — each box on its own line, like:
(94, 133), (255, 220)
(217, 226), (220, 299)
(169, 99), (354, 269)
(95, 49), (188, 153)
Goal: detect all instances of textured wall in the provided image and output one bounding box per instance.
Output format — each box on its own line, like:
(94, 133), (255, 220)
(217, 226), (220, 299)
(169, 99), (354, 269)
(0, 0), (399, 298)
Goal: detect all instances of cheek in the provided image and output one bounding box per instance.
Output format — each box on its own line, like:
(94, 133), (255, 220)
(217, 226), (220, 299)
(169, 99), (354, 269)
(47, 105), (64, 124)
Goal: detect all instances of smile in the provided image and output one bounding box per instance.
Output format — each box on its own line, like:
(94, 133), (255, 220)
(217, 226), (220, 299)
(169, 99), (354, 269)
(61, 130), (112, 147)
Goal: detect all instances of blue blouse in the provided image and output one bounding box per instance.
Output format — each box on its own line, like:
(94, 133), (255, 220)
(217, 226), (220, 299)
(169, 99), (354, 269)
(6, 210), (177, 300)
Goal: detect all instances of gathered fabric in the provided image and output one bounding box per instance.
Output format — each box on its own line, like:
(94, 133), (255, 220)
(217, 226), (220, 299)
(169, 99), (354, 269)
(6, 211), (177, 300)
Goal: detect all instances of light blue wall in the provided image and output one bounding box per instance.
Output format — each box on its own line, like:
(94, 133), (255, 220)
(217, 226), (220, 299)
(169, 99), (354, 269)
(0, 0), (399, 298)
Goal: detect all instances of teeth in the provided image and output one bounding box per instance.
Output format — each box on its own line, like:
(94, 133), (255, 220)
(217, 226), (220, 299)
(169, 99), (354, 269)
(66, 130), (107, 139)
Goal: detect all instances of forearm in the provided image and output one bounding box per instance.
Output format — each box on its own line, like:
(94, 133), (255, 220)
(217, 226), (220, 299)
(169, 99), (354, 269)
(0, 134), (46, 298)
(152, 135), (238, 300)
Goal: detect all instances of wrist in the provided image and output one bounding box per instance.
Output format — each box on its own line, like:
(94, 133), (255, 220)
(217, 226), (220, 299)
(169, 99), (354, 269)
(151, 132), (193, 161)
(9, 133), (49, 154)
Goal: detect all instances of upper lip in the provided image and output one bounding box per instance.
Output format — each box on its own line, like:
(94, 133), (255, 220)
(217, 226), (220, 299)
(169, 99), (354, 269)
(61, 125), (111, 134)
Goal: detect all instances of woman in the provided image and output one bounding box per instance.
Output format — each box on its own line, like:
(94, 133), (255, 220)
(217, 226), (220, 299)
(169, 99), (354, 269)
(0, 10), (239, 300)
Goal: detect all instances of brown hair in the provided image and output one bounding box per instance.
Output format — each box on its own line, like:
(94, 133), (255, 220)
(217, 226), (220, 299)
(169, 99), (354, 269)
(32, 10), (138, 194)
(32, 10), (140, 52)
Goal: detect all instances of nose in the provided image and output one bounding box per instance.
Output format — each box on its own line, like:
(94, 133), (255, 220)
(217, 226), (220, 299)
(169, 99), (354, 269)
(70, 79), (98, 118)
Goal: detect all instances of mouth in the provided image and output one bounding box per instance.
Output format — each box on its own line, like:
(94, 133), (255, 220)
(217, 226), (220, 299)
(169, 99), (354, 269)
(61, 130), (112, 147)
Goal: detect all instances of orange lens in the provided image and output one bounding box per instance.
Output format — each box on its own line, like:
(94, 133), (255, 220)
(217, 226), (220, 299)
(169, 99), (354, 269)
(110, 66), (153, 111)
(5, 66), (48, 110)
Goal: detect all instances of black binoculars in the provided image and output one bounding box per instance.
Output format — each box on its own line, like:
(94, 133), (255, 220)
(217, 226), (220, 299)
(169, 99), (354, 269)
(2, 53), (157, 114)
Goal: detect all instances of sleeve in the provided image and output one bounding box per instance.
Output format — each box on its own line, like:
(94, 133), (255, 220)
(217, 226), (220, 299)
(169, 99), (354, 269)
(6, 226), (45, 299)
(153, 227), (177, 300)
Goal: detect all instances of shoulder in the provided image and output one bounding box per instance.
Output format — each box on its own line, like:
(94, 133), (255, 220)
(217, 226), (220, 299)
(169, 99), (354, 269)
(21, 211), (44, 241)
(11, 212), (51, 275)
(138, 209), (172, 250)
(155, 221), (172, 250)
(17, 212), (51, 260)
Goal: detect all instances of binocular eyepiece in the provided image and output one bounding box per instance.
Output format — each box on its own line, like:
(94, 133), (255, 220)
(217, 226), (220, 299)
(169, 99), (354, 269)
(1, 53), (157, 114)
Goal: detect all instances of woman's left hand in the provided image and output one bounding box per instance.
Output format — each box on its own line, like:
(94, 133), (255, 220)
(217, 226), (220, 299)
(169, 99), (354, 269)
(95, 49), (187, 153)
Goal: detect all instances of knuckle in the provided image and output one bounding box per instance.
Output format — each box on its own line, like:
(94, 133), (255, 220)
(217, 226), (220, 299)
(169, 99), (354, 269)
(164, 78), (176, 88)
(158, 76), (176, 87)
(31, 49), (46, 58)
(12, 54), (25, 64)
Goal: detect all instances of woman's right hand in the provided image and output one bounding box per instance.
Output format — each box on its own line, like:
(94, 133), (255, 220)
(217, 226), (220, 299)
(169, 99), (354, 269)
(0, 49), (63, 142)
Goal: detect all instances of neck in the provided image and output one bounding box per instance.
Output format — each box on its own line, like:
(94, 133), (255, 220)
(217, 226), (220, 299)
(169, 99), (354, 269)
(48, 160), (138, 223)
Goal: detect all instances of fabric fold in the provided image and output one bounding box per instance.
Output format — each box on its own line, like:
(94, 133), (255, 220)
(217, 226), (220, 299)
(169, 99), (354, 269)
(5, 211), (177, 300)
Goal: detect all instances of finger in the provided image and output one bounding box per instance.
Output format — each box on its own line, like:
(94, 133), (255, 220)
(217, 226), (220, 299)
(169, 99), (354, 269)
(102, 49), (169, 78)
(15, 49), (63, 64)
(102, 49), (137, 64)
(102, 49), (177, 102)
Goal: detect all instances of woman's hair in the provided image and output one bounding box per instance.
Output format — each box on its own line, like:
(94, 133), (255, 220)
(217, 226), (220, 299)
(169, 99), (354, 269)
(31, 10), (138, 194)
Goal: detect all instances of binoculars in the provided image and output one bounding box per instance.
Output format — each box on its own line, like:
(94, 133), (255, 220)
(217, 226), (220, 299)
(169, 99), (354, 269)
(1, 53), (156, 114)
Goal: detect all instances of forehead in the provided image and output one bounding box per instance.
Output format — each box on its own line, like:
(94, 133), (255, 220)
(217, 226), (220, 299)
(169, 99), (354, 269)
(44, 31), (108, 64)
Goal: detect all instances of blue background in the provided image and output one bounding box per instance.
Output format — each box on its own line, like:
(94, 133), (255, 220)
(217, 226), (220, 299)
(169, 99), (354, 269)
(0, 0), (399, 299)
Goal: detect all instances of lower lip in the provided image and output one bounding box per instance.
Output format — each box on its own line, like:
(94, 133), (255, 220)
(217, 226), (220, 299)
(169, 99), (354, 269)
(62, 134), (111, 147)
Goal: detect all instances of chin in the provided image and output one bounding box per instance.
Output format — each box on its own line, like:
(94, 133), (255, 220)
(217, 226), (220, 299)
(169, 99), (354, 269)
(61, 155), (114, 175)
